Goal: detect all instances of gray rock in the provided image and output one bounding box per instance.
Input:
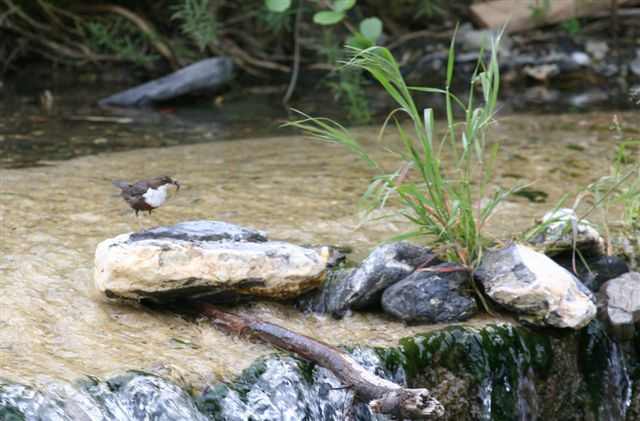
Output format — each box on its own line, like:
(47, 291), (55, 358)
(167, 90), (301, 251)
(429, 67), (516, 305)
(475, 244), (596, 329)
(570, 51), (590, 66)
(296, 268), (356, 316)
(297, 242), (438, 317)
(94, 221), (325, 302)
(597, 272), (640, 341)
(585, 40), (609, 61)
(98, 57), (234, 107)
(381, 264), (477, 324)
(130, 220), (267, 243)
(523, 63), (560, 81)
(332, 242), (438, 312)
(630, 57), (640, 77)
(531, 208), (605, 257)
(555, 254), (629, 292)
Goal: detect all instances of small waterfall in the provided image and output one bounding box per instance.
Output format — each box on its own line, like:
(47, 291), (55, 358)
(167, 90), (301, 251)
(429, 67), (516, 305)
(2, 322), (636, 420)
(578, 321), (634, 420)
(1, 349), (392, 421)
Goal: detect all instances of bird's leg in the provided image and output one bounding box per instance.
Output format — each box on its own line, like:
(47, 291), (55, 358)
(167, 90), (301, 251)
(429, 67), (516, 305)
(148, 210), (158, 229)
(135, 210), (145, 231)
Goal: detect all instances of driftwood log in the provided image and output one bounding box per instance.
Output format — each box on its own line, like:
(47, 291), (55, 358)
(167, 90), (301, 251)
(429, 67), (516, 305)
(198, 304), (444, 420)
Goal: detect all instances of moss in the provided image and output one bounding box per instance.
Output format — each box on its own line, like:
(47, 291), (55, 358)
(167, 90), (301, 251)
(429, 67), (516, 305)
(104, 370), (155, 393)
(578, 320), (622, 417)
(195, 354), (275, 418)
(384, 323), (552, 420)
(0, 405), (25, 421)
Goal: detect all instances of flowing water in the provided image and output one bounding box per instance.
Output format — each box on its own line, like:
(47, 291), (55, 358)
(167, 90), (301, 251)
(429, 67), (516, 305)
(0, 85), (638, 420)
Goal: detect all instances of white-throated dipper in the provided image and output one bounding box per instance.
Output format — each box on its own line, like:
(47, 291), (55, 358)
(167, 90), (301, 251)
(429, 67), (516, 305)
(112, 175), (180, 230)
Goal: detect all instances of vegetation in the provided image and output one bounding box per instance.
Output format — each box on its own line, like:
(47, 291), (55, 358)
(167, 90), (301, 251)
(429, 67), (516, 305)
(2, 0), (457, 119)
(287, 27), (516, 268)
(574, 119), (640, 252)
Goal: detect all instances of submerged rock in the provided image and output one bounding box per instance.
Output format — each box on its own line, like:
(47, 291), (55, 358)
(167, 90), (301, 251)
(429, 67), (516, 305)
(475, 244), (596, 329)
(381, 264), (477, 324)
(597, 272), (640, 341)
(531, 208), (605, 257)
(297, 242), (438, 317)
(94, 221), (326, 302)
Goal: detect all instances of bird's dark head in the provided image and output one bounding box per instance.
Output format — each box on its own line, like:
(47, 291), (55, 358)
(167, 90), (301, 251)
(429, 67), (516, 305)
(150, 175), (180, 189)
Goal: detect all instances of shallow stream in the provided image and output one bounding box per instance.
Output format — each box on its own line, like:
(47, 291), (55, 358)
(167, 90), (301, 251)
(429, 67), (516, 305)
(0, 86), (638, 419)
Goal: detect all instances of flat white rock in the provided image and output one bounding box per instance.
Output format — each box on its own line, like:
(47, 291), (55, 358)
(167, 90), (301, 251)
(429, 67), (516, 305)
(94, 221), (326, 302)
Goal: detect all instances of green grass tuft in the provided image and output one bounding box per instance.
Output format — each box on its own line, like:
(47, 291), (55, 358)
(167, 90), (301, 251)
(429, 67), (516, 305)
(286, 27), (517, 267)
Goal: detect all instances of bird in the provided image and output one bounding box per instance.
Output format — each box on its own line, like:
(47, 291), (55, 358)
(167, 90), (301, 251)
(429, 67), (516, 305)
(112, 175), (180, 230)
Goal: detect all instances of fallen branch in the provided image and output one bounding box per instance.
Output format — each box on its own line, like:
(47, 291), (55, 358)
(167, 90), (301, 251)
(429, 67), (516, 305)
(198, 304), (444, 419)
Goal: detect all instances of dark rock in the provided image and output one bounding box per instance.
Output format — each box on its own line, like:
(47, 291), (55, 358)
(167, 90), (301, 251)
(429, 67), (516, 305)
(307, 246), (346, 268)
(129, 220), (267, 243)
(554, 254), (629, 292)
(597, 272), (640, 341)
(296, 268), (356, 316)
(381, 264), (477, 324)
(296, 242), (438, 317)
(476, 243), (596, 329)
(98, 57), (234, 107)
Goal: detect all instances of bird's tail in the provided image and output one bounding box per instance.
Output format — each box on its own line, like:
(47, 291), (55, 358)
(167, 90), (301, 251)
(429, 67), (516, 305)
(112, 179), (129, 189)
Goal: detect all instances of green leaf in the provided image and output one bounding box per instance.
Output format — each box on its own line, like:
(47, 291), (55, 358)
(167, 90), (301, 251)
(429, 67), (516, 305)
(265, 0), (291, 12)
(313, 11), (345, 25)
(332, 0), (356, 12)
(359, 17), (382, 41)
(346, 34), (373, 49)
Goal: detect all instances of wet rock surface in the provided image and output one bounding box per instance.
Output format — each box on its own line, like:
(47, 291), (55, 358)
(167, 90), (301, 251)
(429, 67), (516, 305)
(94, 221), (326, 302)
(129, 220), (268, 243)
(2, 321), (637, 421)
(555, 254), (629, 292)
(597, 272), (640, 341)
(296, 242), (438, 317)
(475, 243), (596, 329)
(381, 264), (477, 324)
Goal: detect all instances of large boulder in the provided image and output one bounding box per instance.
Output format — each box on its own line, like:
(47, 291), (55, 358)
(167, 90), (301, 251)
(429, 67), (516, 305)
(297, 242), (438, 317)
(597, 272), (640, 341)
(94, 221), (326, 302)
(381, 264), (478, 324)
(475, 243), (597, 329)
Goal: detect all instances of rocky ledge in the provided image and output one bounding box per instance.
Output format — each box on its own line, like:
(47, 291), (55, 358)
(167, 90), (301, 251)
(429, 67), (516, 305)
(94, 221), (326, 302)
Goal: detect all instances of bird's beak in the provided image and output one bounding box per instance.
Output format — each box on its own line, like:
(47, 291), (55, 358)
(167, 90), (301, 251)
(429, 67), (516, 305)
(173, 179), (180, 194)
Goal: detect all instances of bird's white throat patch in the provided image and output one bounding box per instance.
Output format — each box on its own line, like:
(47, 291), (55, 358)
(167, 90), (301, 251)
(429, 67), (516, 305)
(143, 184), (169, 208)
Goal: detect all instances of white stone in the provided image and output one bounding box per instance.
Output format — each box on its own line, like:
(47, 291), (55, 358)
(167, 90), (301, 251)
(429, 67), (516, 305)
(94, 224), (326, 302)
(476, 244), (597, 329)
(538, 208), (605, 256)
